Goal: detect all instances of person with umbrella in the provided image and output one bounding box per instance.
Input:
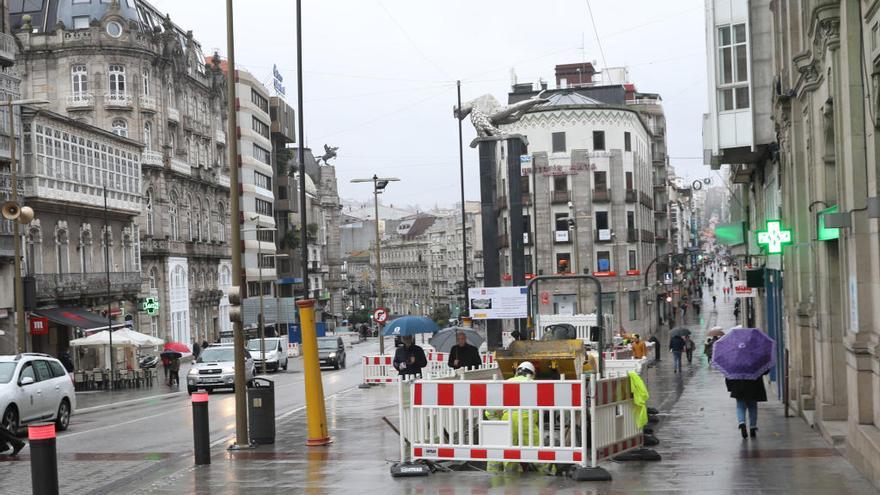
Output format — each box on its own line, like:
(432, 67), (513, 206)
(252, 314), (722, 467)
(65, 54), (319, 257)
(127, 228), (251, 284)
(393, 336), (428, 377)
(711, 328), (775, 439)
(448, 331), (482, 370)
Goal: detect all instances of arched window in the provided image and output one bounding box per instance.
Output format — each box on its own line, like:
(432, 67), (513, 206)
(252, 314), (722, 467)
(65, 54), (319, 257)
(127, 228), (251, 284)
(145, 189), (154, 236)
(71, 65), (88, 99)
(79, 224), (93, 273)
(55, 223), (70, 274)
(194, 199), (202, 241)
(217, 202), (226, 243)
(27, 222), (43, 275)
(169, 192), (179, 240)
(186, 194), (194, 241)
(112, 119), (128, 137)
(142, 68), (150, 96)
(143, 122), (152, 150)
(149, 267), (159, 289)
(108, 64), (126, 95)
(202, 199), (211, 242)
(100, 225), (112, 272)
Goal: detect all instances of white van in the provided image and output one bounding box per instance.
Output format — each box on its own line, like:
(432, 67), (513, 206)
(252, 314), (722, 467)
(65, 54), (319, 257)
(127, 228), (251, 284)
(247, 336), (289, 372)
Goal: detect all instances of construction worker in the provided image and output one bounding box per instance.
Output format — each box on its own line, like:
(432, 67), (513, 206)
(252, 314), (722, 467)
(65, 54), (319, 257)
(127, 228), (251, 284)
(487, 361), (554, 474)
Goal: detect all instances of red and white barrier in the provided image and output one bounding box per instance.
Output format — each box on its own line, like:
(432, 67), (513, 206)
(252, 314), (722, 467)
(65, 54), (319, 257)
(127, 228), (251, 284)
(396, 373), (643, 473)
(602, 358), (647, 376)
(362, 355), (397, 384)
(364, 352), (499, 385)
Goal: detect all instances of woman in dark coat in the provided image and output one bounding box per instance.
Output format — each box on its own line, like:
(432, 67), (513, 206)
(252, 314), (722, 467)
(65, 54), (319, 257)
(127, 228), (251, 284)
(726, 377), (766, 438)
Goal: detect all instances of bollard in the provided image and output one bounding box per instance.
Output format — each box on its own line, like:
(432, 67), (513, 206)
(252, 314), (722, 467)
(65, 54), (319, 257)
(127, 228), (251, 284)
(297, 299), (331, 446)
(192, 391), (211, 465)
(28, 423), (59, 495)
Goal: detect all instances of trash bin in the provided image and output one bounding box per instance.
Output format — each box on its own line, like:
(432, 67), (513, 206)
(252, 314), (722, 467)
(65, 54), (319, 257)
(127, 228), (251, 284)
(247, 377), (275, 444)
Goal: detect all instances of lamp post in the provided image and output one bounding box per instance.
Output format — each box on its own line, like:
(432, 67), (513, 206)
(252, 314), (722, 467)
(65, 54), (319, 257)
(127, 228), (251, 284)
(351, 175), (399, 356)
(2, 98), (50, 353)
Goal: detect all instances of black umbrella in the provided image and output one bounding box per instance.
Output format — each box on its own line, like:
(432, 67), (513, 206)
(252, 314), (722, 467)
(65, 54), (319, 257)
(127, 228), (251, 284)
(160, 351), (182, 359)
(670, 328), (691, 338)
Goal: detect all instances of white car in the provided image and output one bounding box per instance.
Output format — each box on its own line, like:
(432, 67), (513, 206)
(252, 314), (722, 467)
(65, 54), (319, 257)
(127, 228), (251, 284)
(187, 345), (255, 394)
(0, 353), (76, 434)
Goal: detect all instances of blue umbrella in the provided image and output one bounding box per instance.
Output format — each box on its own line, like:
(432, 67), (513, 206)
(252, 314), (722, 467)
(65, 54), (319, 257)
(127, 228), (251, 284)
(711, 328), (775, 380)
(382, 316), (439, 337)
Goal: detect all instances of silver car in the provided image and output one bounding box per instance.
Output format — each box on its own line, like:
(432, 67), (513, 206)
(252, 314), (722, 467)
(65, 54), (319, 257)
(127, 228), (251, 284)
(186, 345), (254, 394)
(1, 353), (76, 434)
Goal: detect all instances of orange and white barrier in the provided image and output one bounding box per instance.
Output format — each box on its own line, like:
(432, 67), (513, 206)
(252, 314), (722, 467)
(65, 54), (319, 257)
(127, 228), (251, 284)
(395, 373), (643, 475)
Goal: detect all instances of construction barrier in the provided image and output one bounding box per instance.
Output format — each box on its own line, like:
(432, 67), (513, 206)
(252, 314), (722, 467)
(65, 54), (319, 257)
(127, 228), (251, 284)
(602, 347), (634, 360)
(287, 343), (301, 358)
(534, 314), (597, 341)
(394, 373), (644, 478)
(602, 358), (647, 376)
(364, 352), (499, 385)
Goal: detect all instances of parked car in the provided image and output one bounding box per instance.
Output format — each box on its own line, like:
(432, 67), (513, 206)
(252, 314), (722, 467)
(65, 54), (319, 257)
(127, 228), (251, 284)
(246, 336), (289, 372)
(186, 346), (254, 394)
(0, 353), (76, 434)
(317, 337), (346, 370)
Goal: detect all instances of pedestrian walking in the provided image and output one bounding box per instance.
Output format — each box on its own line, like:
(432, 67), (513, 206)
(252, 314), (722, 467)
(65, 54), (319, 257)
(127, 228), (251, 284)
(684, 335), (696, 364)
(648, 335), (661, 361)
(393, 335), (428, 377)
(712, 294), (717, 307)
(192, 341), (201, 360)
(161, 354), (171, 384)
(669, 334), (685, 373)
(168, 355), (180, 387)
(448, 331), (482, 370)
(727, 377), (767, 438)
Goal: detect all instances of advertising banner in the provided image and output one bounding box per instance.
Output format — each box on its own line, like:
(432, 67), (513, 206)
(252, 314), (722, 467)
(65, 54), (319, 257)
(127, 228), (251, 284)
(469, 286), (528, 319)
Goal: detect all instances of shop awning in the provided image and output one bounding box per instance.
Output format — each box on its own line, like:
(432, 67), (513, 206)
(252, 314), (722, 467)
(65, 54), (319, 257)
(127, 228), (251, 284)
(33, 307), (124, 331)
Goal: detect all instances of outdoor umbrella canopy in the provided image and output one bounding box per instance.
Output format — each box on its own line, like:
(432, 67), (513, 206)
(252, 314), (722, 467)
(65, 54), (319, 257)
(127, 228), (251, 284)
(164, 342), (191, 354)
(70, 328), (164, 348)
(382, 316), (439, 337)
(671, 328), (692, 338)
(711, 328), (776, 380)
(707, 326), (725, 338)
(430, 327), (484, 352)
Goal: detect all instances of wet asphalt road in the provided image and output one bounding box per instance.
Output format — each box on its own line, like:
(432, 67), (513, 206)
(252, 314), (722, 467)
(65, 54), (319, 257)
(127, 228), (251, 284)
(55, 340), (381, 456)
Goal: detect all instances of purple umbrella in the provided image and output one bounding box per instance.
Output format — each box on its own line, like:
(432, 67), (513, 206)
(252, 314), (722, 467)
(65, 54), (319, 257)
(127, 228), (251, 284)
(710, 328), (775, 380)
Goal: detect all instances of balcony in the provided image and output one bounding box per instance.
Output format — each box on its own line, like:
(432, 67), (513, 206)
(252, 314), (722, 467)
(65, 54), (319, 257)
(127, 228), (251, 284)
(139, 94), (158, 113)
(655, 232), (668, 242)
(625, 189), (637, 203)
(626, 229), (638, 243)
(592, 188), (610, 203)
(0, 33), (14, 67)
(551, 190), (570, 204)
(640, 192), (654, 210)
(217, 174), (230, 188)
(34, 272), (143, 302)
(141, 237), (229, 258)
(654, 209), (667, 217)
(170, 157), (190, 176)
(67, 93), (95, 111)
(215, 129), (226, 145)
(652, 150), (665, 162)
(654, 180), (665, 190)
(104, 93), (134, 109)
(0, 234), (13, 259)
(167, 107), (180, 123)
(142, 150), (163, 168)
(594, 229), (612, 243)
(641, 229), (655, 243)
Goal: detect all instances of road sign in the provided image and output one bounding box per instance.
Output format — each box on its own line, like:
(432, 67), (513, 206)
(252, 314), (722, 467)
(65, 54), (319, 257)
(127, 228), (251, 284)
(142, 297), (160, 316)
(663, 272), (673, 285)
(373, 307), (389, 324)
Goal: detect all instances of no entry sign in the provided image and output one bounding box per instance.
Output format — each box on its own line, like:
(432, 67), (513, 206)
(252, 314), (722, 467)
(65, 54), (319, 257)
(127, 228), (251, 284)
(373, 307), (389, 324)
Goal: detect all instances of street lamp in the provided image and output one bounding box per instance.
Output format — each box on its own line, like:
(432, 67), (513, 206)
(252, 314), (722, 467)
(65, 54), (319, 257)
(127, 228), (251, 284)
(351, 175), (399, 356)
(1, 98), (50, 353)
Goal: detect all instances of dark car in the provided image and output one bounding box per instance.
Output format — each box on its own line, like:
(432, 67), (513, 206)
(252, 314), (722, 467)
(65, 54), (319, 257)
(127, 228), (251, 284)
(317, 337), (346, 370)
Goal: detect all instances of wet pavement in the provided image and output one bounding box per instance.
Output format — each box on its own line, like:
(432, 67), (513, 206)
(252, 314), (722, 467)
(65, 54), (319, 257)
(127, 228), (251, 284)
(103, 285), (879, 494)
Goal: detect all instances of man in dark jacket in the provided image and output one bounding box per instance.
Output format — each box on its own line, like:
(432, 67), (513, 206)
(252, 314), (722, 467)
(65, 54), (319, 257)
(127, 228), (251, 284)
(393, 336), (427, 377)
(448, 332), (482, 370)
(669, 334), (686, 373)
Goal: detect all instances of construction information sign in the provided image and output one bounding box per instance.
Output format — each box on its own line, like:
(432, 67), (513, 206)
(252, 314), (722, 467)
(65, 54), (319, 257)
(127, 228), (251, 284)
(469, 286), (528, 319)
(733, 280), (756, 298)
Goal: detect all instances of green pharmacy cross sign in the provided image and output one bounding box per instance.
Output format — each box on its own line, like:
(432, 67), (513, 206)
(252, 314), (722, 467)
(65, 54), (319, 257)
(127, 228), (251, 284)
(142, 297), (160, 316)
(757, 219), (792, 254)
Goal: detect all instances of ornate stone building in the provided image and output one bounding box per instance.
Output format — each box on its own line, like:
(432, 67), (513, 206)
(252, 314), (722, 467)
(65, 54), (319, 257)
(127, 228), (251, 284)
(10, 0), (231, 347)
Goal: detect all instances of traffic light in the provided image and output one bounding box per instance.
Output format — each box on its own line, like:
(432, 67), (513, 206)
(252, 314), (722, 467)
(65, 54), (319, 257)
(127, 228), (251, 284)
(228, 285), (242, 323)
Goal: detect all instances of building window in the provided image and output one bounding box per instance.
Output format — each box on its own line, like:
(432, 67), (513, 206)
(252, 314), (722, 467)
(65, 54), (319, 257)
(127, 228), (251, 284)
(524, 254), (533, 274)
(254, 171), (272, 190)
(277, 186), (288, 200)
(556, 253), (571, 274)
(594, 171), (607, 189)
(595, 211), (609, 230)
(717, 23), (749, 110)
(251, 89), (269, 113)
(73, 15), (90, 30)
(251, 116), (270, 139)
(71, 65), (88, 98)
(522, 214), (531, 235)
(596, 250), (610, 272)
(624, 132), (631, 152)
(555, 213), (569, 232)
(169, 192), (179, 240)
(551, 132), (566, 153)
(553, 175), (567, 192)
(143, 122), (152, 150)
(217, 202), (226, 242)
(145, 190), (154, 236)
(142, 68), (150, 96)
(79, 226), (92, 273)
(255, 198), (273, 216)
(108, 64), (126, 95)
(149, 267), (159, 289)
(252, 144), (271, 164)
(256, 229), (274, 242)
(111, 119), (128, 137)
(628, 290), (640, 321)
(628, 249), (637, 271)
(258, 253), (276, 269)
(625, 171), (633, 190)
(106, 20), (123, 38)
(592, 131), (605, 151)
(520, 175), (530, 194)
(627, 211), (635, 233)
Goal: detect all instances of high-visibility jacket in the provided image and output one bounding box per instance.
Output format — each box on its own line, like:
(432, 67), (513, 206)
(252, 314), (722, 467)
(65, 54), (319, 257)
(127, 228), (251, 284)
(628, 371), (649, 428)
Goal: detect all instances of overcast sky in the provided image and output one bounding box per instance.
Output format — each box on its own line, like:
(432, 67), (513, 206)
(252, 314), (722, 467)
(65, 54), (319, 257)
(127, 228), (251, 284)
(152, 0), (708, 208)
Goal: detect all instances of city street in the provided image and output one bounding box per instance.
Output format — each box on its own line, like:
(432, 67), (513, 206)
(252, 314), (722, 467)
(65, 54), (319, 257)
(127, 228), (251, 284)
(0, 340), (381, 494)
